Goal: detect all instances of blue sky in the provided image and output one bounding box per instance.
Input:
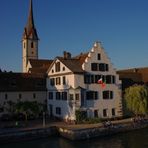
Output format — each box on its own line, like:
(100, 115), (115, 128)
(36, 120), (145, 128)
(0, 0), (148, 72)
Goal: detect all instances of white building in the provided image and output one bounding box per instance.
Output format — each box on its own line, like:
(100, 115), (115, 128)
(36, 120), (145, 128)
(47, 42), (123, 121)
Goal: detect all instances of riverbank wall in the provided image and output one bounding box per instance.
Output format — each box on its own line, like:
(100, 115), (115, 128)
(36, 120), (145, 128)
(58, 122), (148, 140)
(0, 120), (148, 143)
(0, 126), (58, 144)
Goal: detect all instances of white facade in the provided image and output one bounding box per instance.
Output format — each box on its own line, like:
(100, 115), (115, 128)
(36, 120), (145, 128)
(22, 39), (38, 72)
(47, 42), (122, 121)
(0, 91), (46, 115)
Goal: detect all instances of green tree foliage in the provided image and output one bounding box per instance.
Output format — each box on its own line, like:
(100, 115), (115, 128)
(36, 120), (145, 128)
(124, 85), (148, 115)
(15, 101), (42, 118)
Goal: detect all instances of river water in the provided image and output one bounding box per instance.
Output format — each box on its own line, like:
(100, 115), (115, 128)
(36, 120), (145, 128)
(1, 127), (148, 148)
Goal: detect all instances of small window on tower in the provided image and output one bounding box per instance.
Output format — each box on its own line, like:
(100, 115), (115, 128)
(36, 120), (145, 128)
(31, 42), (34, 48)
(24, 43), (26, 48)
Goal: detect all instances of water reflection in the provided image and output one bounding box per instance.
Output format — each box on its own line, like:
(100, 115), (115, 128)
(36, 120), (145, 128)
(1, 128), (148, 148)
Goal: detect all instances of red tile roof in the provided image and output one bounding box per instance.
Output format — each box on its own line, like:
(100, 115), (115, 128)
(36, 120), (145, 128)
(29, 59), (53, 74)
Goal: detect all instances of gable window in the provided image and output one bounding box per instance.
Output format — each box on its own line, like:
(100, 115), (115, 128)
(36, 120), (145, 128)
(55, 62), (60, 72)
(99, 63), (109, 71)
(63, 67), (65, 71)
(56, 77), (61, 85)
(49, 92), (53, 100)
(95, 75), (101, 83)
(56, 107), (61, 115)
(97, 54), (101, 60)
(91, 63), (98, 71)
(106, 75), (112, 84)
(91, 75), (95, 83)
(31, 42), (34, 48)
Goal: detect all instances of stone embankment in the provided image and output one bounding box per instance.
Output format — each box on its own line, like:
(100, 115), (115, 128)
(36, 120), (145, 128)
(58, 121), (148, 140)
(0, 118), (148, 143)
(0, 126), (58, 144)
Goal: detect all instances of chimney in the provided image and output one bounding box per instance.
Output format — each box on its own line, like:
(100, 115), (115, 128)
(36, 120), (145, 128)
(63, 51), (71, 59)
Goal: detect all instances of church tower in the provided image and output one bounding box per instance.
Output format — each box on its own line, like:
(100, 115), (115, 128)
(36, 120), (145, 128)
(22, 0), (39, 72)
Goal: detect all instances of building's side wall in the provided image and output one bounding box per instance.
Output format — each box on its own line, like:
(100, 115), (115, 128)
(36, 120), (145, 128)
(0, 91), (46, 115)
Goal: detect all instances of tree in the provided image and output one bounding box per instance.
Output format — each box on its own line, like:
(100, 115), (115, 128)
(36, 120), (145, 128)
(15, 101), (41, 120)
(124, 85), (148, 116)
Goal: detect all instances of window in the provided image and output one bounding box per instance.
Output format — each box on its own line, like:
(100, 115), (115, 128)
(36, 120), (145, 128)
(105, 64), (109, 71)
(56, 77), (61, 85)
(75, 94), (79, 101)
(103, 91), (113, 99)
(94, 110), (98, 118)
(91, 75), (95, 83)
(56, 92), (61, 100)
(112, 108), (116, 116)
(99, 63), (109, 71)
(63, 67), (65, 71)
(63, 76), (66, 85)
(31, 42), (34, 48)
(56, 107), (61, 115)
(19, 94), (22, 99)
(103, 109), (107, 117)
(0, 107), (4, 113)
(97, 54), (101, 60)
(84, 75), (91, 84)
(95, 75), (101, 83)
(86, 91), (98, 100)
(69, 94), (74, 100)
(5, 94), (8, 100)
(112, 76), (116, 84)
(33, 93), (36, 99)
(50, 78), (55, 86)
(49, 92), (53, 100)
(91, 63), (98, 71)
(62, 92), (67, 100)
(106, 75), (112, 84)
(24, 42), (25, 48)
(55, 62), (60, 72)
(99, 63), (105, 71)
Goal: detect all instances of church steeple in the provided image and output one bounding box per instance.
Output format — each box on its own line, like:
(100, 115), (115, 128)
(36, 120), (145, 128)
(23, 0), (39, 40)
(22, 0), (39, 73)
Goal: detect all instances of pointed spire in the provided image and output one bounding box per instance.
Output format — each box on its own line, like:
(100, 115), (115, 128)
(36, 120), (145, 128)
(27, 0), (35, 30)
(23, 0), (39, 40)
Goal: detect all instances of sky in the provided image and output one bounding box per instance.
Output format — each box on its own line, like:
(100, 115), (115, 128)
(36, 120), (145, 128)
(0, 0), (148, 72)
